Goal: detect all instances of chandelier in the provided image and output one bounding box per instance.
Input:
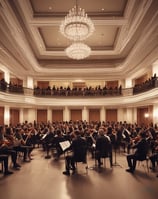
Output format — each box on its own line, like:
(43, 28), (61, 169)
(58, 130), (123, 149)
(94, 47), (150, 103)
(65, 42), (91, 60)
(60, 0), (94, 41)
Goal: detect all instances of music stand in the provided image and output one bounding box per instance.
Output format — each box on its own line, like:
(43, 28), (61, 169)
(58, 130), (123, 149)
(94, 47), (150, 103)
(45, 143), (52, 159)
(112, 144), (122, 167)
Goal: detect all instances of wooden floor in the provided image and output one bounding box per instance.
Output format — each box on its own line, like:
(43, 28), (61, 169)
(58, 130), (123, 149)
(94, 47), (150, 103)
(0, 148), (158, 199)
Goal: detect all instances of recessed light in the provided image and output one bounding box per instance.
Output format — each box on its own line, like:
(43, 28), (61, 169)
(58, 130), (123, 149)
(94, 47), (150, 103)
(101, 8), (104, 11)
(49, 6), (52, 10)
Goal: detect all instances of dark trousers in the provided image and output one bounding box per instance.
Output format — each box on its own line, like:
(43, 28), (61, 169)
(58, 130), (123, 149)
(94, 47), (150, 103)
(95, 151), (113, 167)
(13, 146), (28, 161)
(127, 153), (147, 171)
(150, 153), (158, 168)
(0, 148), (17, 166)
(127, 154), (137, 170)
(65, 155), (75, 171)
(0, 155), (9, 172)
(13, 145), (33, 161)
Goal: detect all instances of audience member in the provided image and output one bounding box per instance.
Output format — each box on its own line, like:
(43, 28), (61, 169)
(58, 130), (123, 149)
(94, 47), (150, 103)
(0, 126), (21, 169)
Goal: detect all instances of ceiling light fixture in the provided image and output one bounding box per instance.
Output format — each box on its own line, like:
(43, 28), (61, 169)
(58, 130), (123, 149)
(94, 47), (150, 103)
(65, 42), (91, 60)
(60, 0), (94, 41)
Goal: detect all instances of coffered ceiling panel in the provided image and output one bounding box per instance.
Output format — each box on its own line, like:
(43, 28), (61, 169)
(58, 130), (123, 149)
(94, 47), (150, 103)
(30, 0), (127, 15)
(39, 26), (118, 49)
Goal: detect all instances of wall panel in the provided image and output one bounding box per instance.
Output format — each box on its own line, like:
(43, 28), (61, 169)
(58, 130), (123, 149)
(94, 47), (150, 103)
(0, 107), (4, 125)
(137, 106), (153, 126)
(37, 109), (47, 123)
(106, 109), (117, 122)
(70, 109), (82, 121)
(89, 109), (100, 122)
(52, 110), (63, 122)
(10, 109), (19, 126)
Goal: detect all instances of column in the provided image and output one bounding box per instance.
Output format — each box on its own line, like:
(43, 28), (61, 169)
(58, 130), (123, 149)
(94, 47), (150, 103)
(117, 108), (125, 122)
(4, 105), (10, 125)
(133, 108), (137, 124)
(100, 106), (105, 122)
(126, 108), (134, 123)
(4, 70), (10, 84)
(125, 78), (132, 88)
(27, 108), (37, 123)
(27, 76), (34, 89)
(153, 104), (158, 125)
(63, 106), (70, 122)
(47, 108), (52, 123)
(118, 79), (125, 88)
(19, 108), (24, 123)
(82, 106), (88, 122)
(152, 60), (158, 76)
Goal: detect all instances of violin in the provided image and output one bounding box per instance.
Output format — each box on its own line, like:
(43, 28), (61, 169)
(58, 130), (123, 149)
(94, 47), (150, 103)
(131, 135), (141, 145)
(4, 135), (14, 146)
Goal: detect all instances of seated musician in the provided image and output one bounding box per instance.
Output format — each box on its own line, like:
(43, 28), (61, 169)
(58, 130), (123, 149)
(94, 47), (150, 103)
(53, 129), (66, 159)
(126, 130), (149, 173)
(5, 127), (30, 162)
(40, 126), (55, 158)
(85, 129), (96, 159)
(0, 126), (21, 169)
(62, 130), (87, 176)
(14, 127), (34, 161)
(95, 128), (113, 167)
(149, 134), (158, 171)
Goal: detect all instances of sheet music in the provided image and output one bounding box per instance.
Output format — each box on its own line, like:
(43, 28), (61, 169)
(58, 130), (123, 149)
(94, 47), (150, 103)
(59, 140), (71, 151)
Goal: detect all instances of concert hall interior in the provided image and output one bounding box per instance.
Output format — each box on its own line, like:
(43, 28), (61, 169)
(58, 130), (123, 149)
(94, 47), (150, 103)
(0, 0), (158, 199)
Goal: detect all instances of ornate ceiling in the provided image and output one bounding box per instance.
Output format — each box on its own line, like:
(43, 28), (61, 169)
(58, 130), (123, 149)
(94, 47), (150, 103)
(0, 0), (158, 81)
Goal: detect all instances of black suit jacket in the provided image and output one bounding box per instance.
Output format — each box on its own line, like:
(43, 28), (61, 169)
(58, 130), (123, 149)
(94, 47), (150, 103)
(133, 138), (148, 160)
(71, 136), (87, 162)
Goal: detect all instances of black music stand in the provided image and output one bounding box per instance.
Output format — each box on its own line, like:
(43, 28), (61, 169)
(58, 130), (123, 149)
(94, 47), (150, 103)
(112, 144), (122, 167)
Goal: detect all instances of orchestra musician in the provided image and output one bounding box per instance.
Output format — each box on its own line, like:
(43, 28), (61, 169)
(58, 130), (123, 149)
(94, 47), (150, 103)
(85, 128), (96, 159)
(4, 127), (32, 163)
(149, 134), (158, 172)
(14, 127), (34, 161)
(126, 130), (149, 173)
(95, 128), (113, 167)
(62, 130), (87, 176)
(0, 126), (21, 169)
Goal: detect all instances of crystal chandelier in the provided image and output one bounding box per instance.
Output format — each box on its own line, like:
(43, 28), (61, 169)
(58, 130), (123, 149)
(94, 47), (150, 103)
(60, 0), (94, 41)
(65, 42), (91, 60)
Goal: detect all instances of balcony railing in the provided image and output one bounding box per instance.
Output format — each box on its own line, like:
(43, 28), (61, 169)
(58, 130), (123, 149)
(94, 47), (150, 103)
(0, 77), (157, 98)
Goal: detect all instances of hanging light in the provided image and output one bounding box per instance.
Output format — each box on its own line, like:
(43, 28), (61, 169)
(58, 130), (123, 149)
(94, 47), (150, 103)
(65, 42), (91, 60)
(60, 0), (94, 41)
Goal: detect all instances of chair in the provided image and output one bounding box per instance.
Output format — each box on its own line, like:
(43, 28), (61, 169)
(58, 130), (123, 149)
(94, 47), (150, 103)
(137, 155), (150, 173)
(74, 145), (88, 174)
(95, 140), (113, 168)
(0, 155), (4, 173)
(0, 161), (4, 173)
